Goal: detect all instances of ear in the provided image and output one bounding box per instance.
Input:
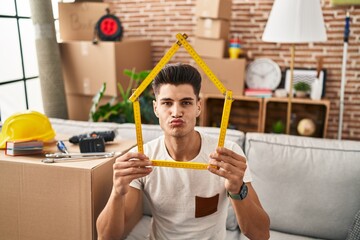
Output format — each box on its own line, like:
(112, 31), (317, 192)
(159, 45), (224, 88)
(196, 99), (202, 117)
(153, 100), (159, 117)
(196, 108), (201, 117)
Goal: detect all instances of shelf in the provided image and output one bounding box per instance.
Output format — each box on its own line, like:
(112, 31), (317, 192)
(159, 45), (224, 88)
(262, 97), (330, 138)
(199, 94), (263, 133)
(199, 93), (330, 138)
(199, 95), (330, 138)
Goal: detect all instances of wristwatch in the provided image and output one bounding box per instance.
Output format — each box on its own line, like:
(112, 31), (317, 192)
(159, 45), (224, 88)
(227, 182), (248, 200)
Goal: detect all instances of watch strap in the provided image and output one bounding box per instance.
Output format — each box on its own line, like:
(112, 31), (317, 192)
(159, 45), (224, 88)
(227, 182), (248, 200)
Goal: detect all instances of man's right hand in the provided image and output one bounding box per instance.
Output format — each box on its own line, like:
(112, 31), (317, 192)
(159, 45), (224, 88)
(112, 152), (153, 197)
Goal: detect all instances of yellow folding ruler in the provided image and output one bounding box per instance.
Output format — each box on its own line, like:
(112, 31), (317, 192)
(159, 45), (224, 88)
(129, 33), (234, 168)
(151, 160), (218, 170)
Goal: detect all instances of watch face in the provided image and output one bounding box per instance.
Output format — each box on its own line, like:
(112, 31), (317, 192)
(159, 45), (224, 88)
(245, 58), (281, 90)
(240, 183), (248, 199)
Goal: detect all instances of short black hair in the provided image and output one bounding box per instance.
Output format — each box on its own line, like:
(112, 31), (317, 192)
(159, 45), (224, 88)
(152, 63), (201, 100)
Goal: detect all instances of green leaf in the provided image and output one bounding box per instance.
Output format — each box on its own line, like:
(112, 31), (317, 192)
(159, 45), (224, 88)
(89, 83), (106, 122)
(294, 81), (311, 91)
(89, 69), (155, 124)
(138, 70), (151, 80)
(117, 82), (126, 99)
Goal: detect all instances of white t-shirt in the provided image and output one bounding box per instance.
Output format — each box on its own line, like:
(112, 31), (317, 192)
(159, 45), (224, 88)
(130, 132), (252, 240)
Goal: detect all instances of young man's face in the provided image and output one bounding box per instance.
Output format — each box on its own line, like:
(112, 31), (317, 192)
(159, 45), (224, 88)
(153, 84), (201, 138)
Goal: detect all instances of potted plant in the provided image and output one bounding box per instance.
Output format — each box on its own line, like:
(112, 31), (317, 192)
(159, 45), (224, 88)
(293, 81), (311, 98)
(272, 120), (285, 134)
(89, 69), (158, 124)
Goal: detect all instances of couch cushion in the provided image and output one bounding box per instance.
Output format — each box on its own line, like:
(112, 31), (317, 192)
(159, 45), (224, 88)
(50, 118), (162, 143)
(195, 126), (245, 149)
(50, 118), (245, 148)
(240, 230), (321, 240)
(245, 133), (360, 240)
(346, 209), (360, 240)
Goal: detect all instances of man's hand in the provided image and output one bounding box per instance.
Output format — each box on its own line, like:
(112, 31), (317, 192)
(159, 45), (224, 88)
(208, 147), (247, 194)
(112, 152), (152, 196)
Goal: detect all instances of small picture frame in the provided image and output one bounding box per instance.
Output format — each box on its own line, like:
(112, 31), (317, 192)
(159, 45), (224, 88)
(284, 68), (327, 97)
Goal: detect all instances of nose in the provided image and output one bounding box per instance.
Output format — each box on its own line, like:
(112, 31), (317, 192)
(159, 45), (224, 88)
(171, 103), (183, 118)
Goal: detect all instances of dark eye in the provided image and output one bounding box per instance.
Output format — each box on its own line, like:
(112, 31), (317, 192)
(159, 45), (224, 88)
(162, 101), (172, 106)
(182, 101), (192, 106)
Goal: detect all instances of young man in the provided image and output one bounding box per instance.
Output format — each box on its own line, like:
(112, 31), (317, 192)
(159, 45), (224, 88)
(97, 63), (270, 239)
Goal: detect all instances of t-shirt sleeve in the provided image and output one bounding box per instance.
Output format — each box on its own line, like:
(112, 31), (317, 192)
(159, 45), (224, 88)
(129, 178), (142, 190)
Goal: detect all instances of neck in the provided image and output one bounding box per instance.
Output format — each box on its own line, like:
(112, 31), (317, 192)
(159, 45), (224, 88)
(164, 131), (201, 161)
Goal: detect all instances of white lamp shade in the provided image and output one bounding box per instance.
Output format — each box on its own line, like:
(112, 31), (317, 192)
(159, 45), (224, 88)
(262, 0), (327, 43)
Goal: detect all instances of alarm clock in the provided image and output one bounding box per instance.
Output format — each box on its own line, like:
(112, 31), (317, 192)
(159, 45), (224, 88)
(245, 58), (282, 90)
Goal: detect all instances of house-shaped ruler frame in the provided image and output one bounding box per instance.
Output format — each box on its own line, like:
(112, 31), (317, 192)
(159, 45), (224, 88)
(129, 33), (233, 162)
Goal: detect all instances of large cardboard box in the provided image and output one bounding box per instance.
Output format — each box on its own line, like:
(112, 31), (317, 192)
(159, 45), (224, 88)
(59, 39), (153, 97)
(59, 2), (110, 41)
(0, 140), (136, 240)
(66, 93), (113, 121)
(195, 18), (230, 39)
(194, 37), (228, 58)
(199, 58), (246, 96)
(195, 0), (232, 20)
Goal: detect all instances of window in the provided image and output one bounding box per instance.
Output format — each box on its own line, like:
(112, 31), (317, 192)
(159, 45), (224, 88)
(0, 0), (59, 122)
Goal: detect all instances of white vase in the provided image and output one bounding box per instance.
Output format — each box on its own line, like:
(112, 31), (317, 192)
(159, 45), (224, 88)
(311, 78), (322, 100)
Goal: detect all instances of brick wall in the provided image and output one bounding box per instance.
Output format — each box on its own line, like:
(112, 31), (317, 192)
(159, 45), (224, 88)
(107, 0), (360, 140)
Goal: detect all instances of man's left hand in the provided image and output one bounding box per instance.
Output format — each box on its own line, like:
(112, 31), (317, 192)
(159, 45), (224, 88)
(208, 147), (247, 194)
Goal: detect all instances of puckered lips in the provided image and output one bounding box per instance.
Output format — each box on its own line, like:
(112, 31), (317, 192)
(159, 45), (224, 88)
(170, 118), (184, 127)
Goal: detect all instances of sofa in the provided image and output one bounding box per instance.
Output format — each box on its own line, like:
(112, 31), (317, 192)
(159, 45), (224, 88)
(50, 119), (360, 240)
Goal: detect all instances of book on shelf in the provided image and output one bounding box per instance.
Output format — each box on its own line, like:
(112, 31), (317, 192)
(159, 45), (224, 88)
(5, 140), (44, 156)
(244, 88), (273, 98)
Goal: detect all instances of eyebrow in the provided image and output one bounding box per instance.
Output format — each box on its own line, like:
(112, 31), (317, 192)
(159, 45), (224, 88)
(159, 97), (195, 101)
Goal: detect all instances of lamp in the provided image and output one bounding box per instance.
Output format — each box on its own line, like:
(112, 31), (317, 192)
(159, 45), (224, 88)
(262, 0), (327, 134)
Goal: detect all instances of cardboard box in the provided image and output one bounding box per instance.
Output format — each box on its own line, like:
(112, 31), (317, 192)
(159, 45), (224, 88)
(195, 18), (230, 39)
(66, 93), (113, 121)
(199, 58), (246, 96)
(0, 139), (136, 240)
(195, 0), (232, 20)
(59, 2), (110, 41)
(194, 37), (228, 58)
(59, 39), (153, 97)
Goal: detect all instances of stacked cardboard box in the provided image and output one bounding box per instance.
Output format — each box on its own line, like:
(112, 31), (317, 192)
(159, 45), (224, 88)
(58, 2), (153, 120)
(194, 0), (246, 96)
(194, 0), (231, 58)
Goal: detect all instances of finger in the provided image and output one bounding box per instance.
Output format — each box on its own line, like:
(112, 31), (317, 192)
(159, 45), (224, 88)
(209, 152), (244, 170)
(115, 152), (149, 163)
(210, 148), (246, 166)
(209, 158), (246, 174)
(208, 148), (247, 174)
(216, 147), (246, 162)
(113, 171), (151, 189)
(114, 159), (152, 169)
(207, 164), (244, 181)
(208, 166), (245, 189)
(114, 166), (152, 178)
(113, 167), (152, 187)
